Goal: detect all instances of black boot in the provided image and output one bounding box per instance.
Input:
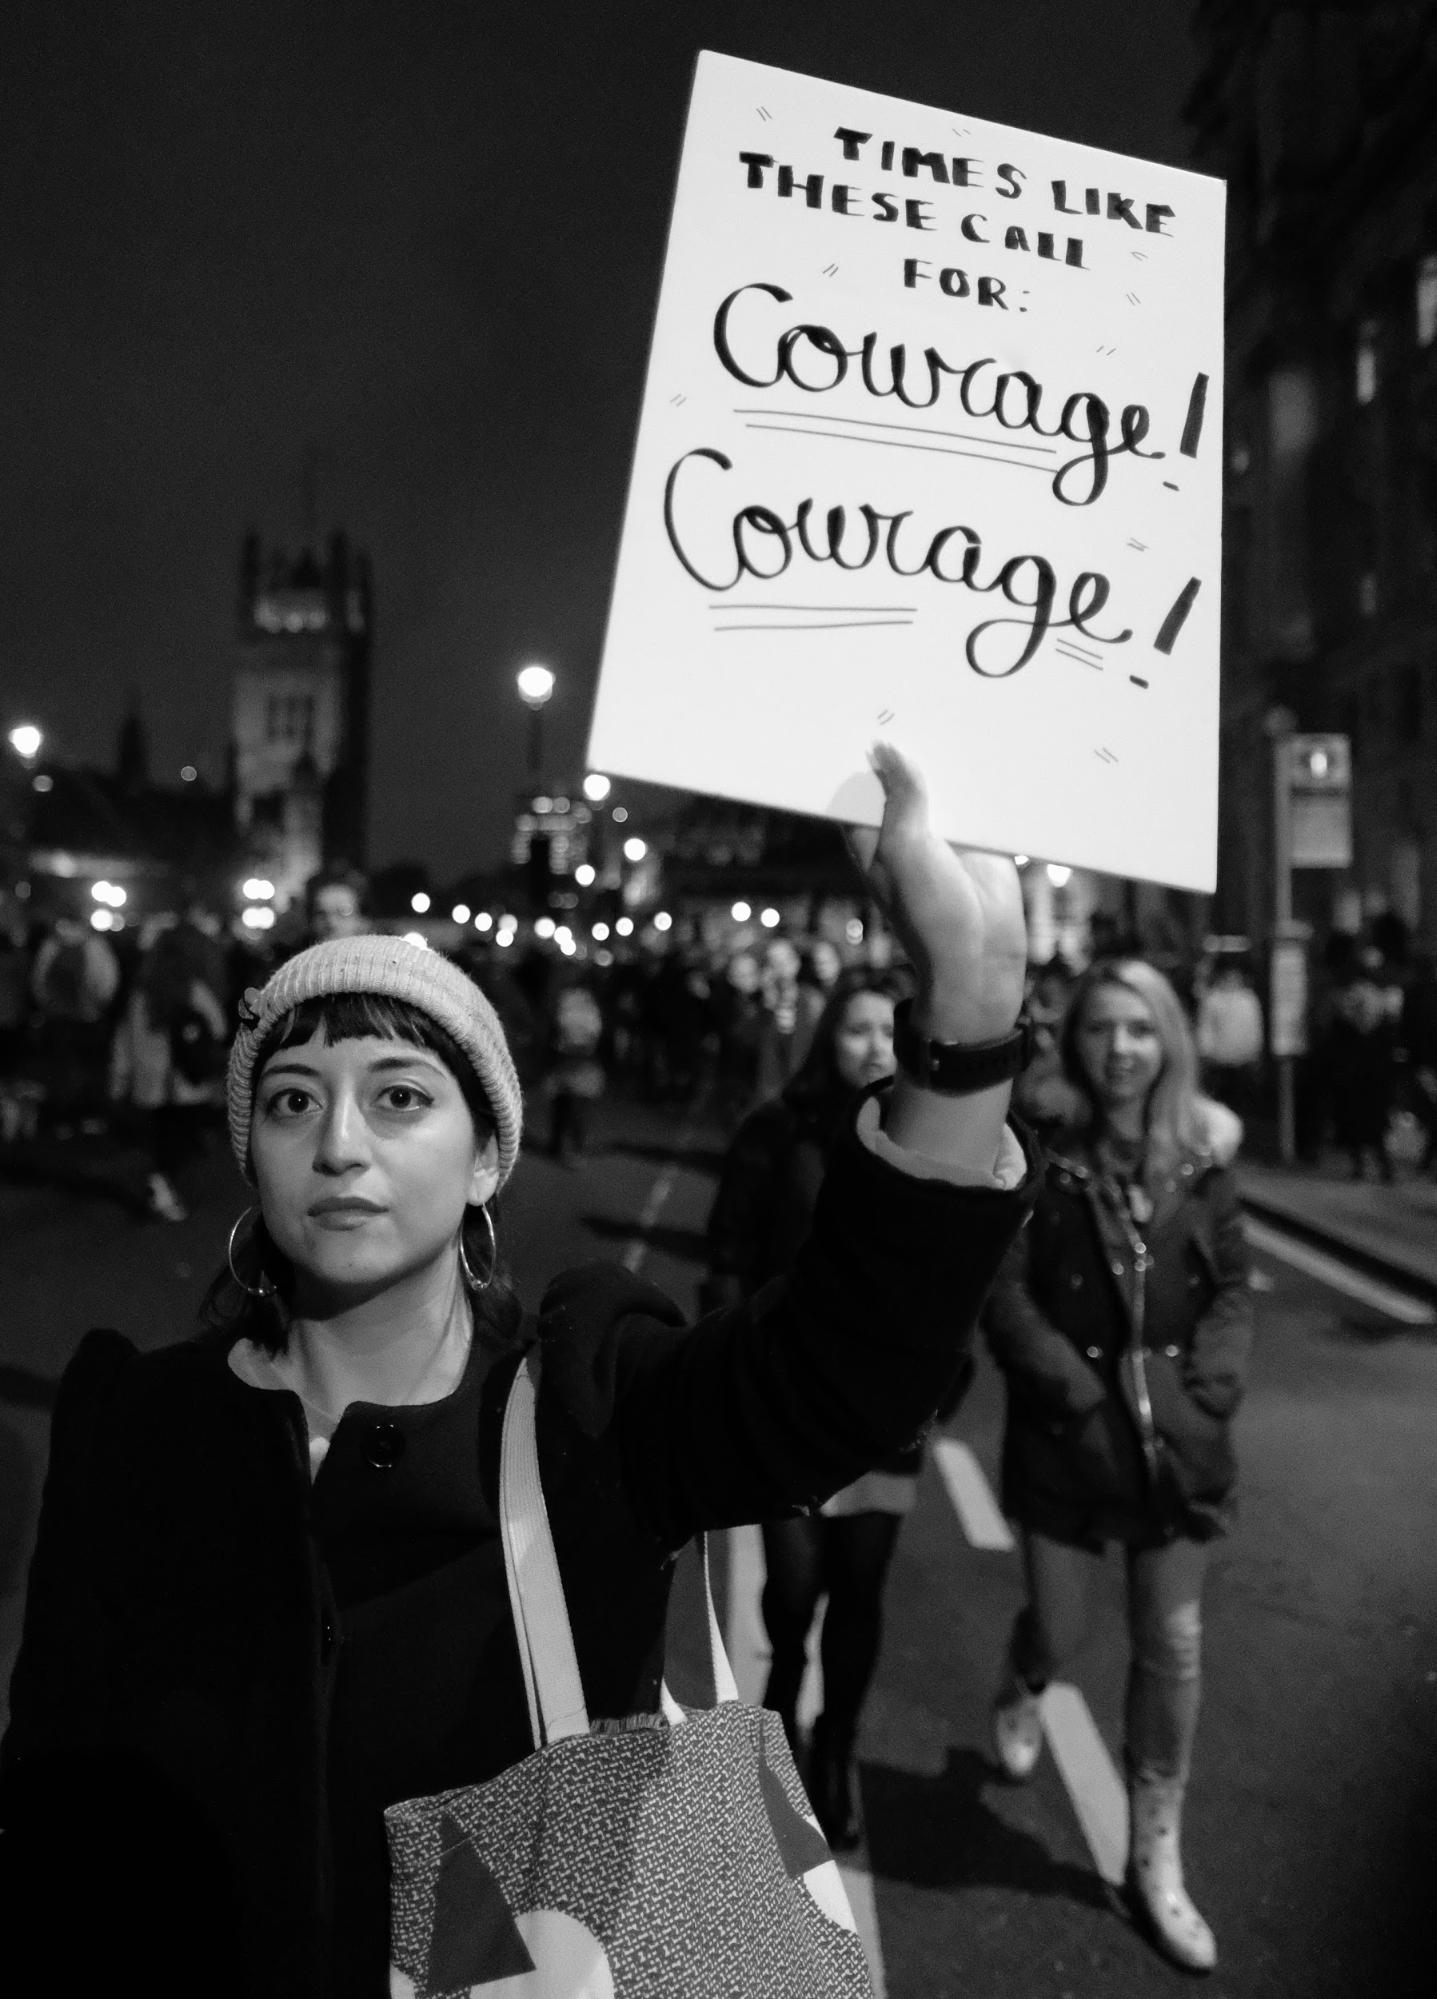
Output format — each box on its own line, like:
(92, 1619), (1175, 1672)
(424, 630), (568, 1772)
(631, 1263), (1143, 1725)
(806, 1714), (862, 1852)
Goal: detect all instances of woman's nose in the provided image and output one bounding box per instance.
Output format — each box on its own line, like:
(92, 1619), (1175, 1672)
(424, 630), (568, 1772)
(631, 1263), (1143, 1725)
(313, 1092), (367, 1170)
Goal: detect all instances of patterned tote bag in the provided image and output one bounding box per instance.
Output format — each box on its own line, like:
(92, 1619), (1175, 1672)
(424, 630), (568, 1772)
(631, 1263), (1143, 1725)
(386, 1352), (875, 1998)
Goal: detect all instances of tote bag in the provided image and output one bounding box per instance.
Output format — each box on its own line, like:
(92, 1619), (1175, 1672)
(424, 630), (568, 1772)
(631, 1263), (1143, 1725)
(386, 1352), (874, 1998)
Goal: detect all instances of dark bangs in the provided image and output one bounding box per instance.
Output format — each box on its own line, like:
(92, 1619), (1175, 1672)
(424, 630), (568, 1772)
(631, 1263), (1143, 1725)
(257, 991), (496, 1141)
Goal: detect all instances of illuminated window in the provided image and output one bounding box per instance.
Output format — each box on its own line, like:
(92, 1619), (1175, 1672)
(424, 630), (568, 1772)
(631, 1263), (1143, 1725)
(1417, 254), (1437, 348)
(1355, 321), (1378, 406)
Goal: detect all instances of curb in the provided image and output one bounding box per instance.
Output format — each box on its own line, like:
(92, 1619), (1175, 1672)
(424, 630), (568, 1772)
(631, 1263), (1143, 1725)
(1240, 1193), (1437, 1311)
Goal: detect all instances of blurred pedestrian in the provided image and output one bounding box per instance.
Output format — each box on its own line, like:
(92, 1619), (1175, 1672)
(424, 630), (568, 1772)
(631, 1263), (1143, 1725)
(0, 745), (1037, 1995)
(714, 948), (765, 1125)
(1326, 962), (1398, 1181)
(703, 966), (950, 1851)
(984, 957), (1252, 1974)
(1194, 963), (1264, 1125)
(1398, 952), (1437, 1175)
(29, 914), (121, 1134)
(303, 865), (370, 945)
(542, 975), (605, 1164)
(755, 935), (802, 1100)
(110, 905), (230, 1220)
(792, 937), (843, 1070)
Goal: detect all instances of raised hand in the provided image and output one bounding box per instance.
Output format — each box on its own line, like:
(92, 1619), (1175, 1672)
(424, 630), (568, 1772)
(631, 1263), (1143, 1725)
(852, 740), (1028, 1045)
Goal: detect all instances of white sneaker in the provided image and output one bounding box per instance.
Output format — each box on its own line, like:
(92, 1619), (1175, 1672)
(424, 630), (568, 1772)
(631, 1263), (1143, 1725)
(991, 1682), (1044, 1780)
(146, 1174), (188, 1223)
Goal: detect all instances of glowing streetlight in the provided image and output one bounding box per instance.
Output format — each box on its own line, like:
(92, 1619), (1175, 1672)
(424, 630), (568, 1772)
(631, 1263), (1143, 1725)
(653, 911), (673, 933)
(451, 904), (471, 925)
(411, 891), (431, 914)
(731, 901), (752, 923)
(583, 772), (611, 803)
(622, 836), (647, 864)
(516, 664), (556, 777)
(7, 724), (42, 762)
(574, 863), (596, 887)
(592, 921), (611, 942)
(760, 907), (780, 929)
(474, 911), (493, 932)
(534, 916), (556, 939)
(615, 916), (634, 937)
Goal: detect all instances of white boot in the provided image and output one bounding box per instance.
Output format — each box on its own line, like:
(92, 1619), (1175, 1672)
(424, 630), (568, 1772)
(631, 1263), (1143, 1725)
(1126, 1776), (1216, 1973)
(990, 1674), (1044, 1781)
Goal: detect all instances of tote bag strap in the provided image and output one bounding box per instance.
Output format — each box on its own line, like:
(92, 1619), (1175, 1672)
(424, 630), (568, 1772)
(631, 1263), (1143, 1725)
(499, 1350), (591, 1746)
(500, 1352), (743, 1740)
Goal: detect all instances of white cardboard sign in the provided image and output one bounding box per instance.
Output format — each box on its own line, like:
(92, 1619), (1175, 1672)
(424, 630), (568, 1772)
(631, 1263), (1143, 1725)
(588, 51), (1226, 890)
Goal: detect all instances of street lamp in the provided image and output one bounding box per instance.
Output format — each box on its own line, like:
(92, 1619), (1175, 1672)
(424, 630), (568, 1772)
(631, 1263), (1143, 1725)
(7, 724), (43, 763)
(516, 664), (556, 778)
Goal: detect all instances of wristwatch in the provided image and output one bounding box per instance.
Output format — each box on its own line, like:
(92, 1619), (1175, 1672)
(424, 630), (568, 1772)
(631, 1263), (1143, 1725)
(892, 998), (1036, 1094)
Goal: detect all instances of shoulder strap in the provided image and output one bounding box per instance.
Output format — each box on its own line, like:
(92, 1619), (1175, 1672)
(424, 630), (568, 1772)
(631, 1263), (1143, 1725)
(499, 1351), (741, 1745)
(498, 1350), (591, 1746)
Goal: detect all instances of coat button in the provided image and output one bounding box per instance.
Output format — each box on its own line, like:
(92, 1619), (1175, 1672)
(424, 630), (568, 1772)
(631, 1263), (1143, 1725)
(1085, 1345), (1102, 1360)
(364, 1420), (405, 1470)
(1164, 1344), (1181, 1359)
(1111, 1259), (1124, 1276)
(1069, 1272), (1084, 1288)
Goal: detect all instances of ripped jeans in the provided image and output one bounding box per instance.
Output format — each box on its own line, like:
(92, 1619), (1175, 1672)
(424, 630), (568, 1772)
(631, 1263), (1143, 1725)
(1009, 1529), (1209, 1785)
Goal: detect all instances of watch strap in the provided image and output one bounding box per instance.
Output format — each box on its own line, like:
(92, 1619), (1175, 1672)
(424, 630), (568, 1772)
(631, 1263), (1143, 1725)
(892, 998), (1035, 1094)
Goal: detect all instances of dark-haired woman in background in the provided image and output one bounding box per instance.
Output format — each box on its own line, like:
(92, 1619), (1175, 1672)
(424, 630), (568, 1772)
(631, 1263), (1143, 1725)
(984, 957), (1251, 1974)
(703, 966), (960, 1850)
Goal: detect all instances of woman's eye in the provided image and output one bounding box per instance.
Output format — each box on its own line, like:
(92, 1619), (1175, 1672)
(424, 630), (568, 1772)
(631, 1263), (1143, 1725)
(262, 1088), (314, 1118)
(379, 1084), (432, 1111)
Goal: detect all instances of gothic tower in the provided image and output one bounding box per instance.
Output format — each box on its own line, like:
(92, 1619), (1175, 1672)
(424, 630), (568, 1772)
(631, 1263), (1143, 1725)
(231, 529), (373, 905)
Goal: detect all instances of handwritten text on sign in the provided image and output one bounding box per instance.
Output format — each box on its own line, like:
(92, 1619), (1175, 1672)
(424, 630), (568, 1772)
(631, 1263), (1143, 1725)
(587, 52), (1225, 890)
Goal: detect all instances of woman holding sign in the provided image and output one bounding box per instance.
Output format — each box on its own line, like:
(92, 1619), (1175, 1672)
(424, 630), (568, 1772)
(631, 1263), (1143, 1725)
(984, 958), (1251, 1974)
(1, 746), (1038, 1999)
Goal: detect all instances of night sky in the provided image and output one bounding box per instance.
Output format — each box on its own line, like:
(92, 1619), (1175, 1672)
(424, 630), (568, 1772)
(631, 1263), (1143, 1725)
(2, 0), (1200, 881)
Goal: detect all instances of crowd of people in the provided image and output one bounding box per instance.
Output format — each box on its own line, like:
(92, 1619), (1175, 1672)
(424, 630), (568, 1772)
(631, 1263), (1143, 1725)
(0, 820), (1433, 1992)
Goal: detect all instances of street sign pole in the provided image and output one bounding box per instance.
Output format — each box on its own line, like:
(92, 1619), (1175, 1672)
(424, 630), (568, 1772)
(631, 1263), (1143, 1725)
(1271, 732), (1297, 1164)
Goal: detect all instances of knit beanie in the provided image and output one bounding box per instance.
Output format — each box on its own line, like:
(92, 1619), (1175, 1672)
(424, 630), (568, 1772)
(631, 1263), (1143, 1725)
(227, 936), (523, 1187)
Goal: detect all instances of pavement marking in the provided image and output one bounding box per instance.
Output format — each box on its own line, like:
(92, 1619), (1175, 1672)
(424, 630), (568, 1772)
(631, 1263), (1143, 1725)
(933, 1437), (1015, 1551)
(838, 1861), (889, 1997)
(1245, 1217), (1437, 1326)
(621, 1159), (681, 1274)
(620, 1105), (708, 1276)
(1039, 1684), (1129, 1886)
(725, 1523), (887, 1994)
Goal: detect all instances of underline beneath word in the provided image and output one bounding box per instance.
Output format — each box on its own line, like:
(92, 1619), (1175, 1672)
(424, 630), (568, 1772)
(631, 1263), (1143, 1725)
(708, 602), (917, 613)
(713, 618), (915, 633)
(742, 423), (1055, 473)
(733, 406), (1056, 456)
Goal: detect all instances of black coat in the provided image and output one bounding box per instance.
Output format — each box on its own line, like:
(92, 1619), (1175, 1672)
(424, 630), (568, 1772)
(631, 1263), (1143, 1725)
(1, 1102), (1037, 1998)
(984, 1126), (1253, 1548)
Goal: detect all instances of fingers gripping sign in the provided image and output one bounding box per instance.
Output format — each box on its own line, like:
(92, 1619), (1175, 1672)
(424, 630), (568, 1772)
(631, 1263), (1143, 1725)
(851, 741), (1029, 1171)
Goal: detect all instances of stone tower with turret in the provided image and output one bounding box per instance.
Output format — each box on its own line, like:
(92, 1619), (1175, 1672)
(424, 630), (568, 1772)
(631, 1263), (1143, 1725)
(231, 530), (373, 906)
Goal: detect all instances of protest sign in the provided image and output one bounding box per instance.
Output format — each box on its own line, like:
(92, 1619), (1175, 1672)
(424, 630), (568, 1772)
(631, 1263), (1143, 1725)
(587, 50), (1225, 890)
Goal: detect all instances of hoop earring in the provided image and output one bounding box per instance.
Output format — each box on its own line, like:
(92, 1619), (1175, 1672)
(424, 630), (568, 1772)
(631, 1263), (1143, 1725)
(227, 1206), (277, 1299)
(458, 1203), (496, 1294)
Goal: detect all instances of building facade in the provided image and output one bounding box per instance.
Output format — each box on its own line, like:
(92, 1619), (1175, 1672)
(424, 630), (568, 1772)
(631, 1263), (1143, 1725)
(1187, 0), (1437, 952)
(231, 530), (373, 906)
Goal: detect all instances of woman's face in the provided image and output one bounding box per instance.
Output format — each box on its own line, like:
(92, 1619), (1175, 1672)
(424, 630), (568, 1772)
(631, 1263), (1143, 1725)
(250, 1033), (499, 1305)
(832, 991), (896, 1091)
(1073, 982), (1164, 1113)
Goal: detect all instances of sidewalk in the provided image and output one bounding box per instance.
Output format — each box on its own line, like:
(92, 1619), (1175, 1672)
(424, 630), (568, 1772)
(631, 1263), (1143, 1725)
(1238, 1159), (1437, 1305)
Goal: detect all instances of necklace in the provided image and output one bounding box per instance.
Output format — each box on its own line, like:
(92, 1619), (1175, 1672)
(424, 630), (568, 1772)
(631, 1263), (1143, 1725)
(290, 1309), (474, 1433)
